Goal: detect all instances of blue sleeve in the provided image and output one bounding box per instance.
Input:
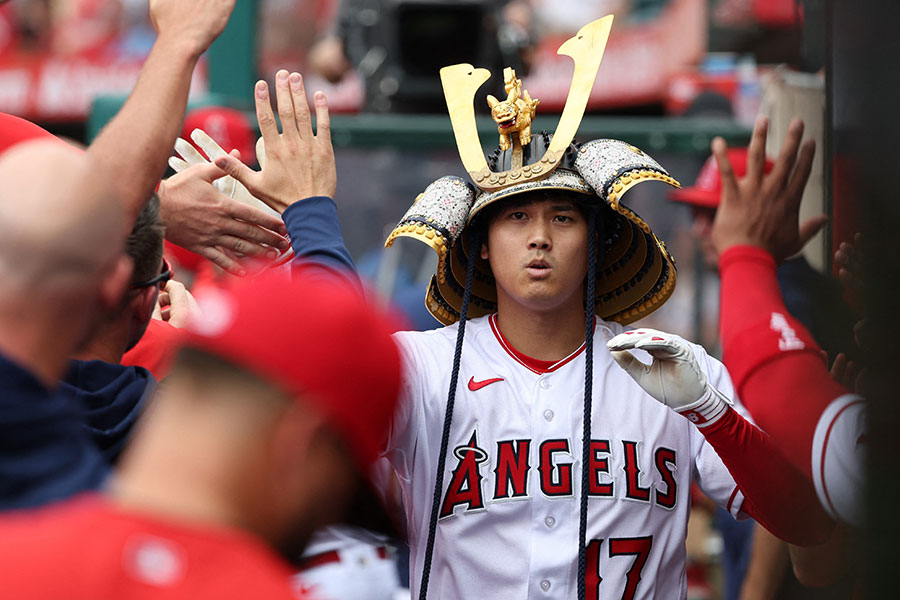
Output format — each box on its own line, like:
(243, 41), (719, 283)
(283, 197), (360, 285)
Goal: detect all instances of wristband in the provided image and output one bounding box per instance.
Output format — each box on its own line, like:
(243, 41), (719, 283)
(675, 385), (733, 428)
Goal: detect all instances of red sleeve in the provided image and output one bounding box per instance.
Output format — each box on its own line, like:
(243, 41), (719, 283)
(719, 245), (851, 479)
(701, 406), (834, 545)
(121, 319), (183, 380)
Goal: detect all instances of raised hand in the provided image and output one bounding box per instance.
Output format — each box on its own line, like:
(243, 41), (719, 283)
(158, 161), (289, 276)
(711, 116), (826, 264)
(149, 0), (236, 59)
(213, 70), (337, 214)
(607, 328), (733, 428)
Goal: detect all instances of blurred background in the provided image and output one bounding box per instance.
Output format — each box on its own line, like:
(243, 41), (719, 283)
(4, 1), (898, 597)
(0, 0), (824, 347)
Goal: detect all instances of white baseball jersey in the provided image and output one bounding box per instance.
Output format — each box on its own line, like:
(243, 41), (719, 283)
(811, 394), (866, 526)
(294, 525), (401, 600)
(387, 315), (746, 600)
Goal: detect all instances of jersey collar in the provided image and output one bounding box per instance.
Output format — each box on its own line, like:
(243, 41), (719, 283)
(488, 314), (595, 375)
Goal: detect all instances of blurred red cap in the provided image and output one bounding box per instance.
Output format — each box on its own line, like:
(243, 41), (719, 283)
(182, 106), (257, 164)
(181, 268), (402, 471)
(0, 113), (61, 155)
(669, 147), (774, 208)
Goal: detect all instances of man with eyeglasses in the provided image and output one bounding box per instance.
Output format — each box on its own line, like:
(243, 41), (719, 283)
(59, 195), (198, 465)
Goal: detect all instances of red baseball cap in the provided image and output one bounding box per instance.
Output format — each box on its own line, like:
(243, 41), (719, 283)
(182, 106), (257, 164)
(181, 268), (402, 471)
(669, 147), (774, 208)
(0, 113), (65, 155)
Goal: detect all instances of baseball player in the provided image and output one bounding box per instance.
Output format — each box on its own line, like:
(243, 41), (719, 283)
(215, 24), (832, 600)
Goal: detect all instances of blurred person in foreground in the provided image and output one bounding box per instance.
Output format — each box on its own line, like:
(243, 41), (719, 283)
(670, 146), (857, 599)
(0, 140), (132, 510)
(0, 269), (402, 599)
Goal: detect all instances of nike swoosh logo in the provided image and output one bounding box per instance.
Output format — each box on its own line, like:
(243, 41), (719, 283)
(468, 376), (504, 391)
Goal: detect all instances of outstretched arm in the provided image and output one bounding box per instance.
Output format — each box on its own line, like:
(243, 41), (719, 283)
(88, 0), (236, 221)
(607, 329), (833, 545)
(712, 117), (864, 525)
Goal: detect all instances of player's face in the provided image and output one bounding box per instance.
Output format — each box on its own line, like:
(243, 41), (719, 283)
(482, 197), (589, 316)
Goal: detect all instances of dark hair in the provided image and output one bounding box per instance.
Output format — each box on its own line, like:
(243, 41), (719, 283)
(126, 193), (166, 286)
(470, 187), (613, 250)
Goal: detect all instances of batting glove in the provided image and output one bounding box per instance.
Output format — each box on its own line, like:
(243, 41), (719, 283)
(607, 328), (733, 428)
(170, 128), (280, 219)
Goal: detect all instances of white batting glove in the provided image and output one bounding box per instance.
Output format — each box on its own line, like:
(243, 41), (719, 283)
(169, 129), (293, 267)
(170, 128), (280, 219)
(607, 328), (733, 428)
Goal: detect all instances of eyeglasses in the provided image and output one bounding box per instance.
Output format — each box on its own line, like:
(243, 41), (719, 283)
(131, 257), (172, 289)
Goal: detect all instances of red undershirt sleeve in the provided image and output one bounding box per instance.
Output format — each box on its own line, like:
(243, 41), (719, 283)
(719, 246), (851, 479)
(700, 406), (834, 545)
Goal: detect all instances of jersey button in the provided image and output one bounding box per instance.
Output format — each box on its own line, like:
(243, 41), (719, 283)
(543, 409), (554, 421)
(544, 516), (555, 528)
(540, 579), (551, 591)
(539, 380), (551, 390)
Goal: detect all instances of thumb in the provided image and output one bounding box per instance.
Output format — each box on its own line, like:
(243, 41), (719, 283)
(191, 161), (230, 184)
(215, 154), (258, 189)
(797, 215), (828, 250)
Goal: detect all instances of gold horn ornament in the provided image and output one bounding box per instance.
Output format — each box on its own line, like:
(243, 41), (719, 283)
(440, 15), (614, 192)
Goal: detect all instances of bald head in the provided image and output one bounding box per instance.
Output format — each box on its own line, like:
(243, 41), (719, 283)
(0, 140), (128, 292)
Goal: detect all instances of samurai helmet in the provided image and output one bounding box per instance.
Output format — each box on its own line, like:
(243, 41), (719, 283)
(385, 16), (681, 325)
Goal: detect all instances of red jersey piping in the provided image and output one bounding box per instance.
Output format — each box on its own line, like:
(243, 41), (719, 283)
(488, 314), (594, 375)
(819, 398), (864, 517)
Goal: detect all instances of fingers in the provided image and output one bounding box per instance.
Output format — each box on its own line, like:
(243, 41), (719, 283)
(770, 118), (805, 192)
(632, 337), (684, 360)
(274, 70), (300, 140)
(711, 137), (740, 205)
(607, 328), (667, 351)
(220, 220), (288, 253)
(608, 349), (645, 376)
(226, 201), (290, 243)
(185, 161), (229, 184)
(199, 245), (247, 277)
(191, 128), (228, 160)
(174, 137), (207, 165)
(784, 138), (816, 208)
(254, 80), (280, 145)
(797, 215), (828, 250)
(216, 234), (282, 260)
(168, 156), (190, 172)
(290, 72), (313, 139)
(313, 90), (331, 144)
(830, 352), (847, 381)
(162, 280), (197, 328)
(151, 297), (163, 321)
(745, 116), (769, 183)
(214, 154), (259, 190)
